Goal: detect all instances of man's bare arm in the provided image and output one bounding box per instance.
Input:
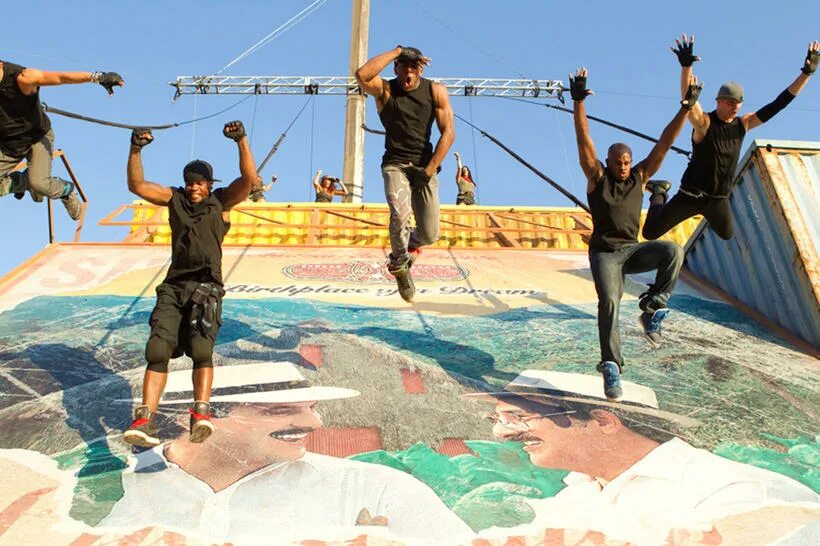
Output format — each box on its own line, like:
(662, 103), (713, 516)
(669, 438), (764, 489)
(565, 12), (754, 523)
(569, 68), (602, 191)
(424, 83), (455, 178)
(671, 35), (709, 138)
(17, 68), (123, 95)
(355, 48), (401, 107)
(220, 121), (257, 210)
(127, 130), (173, 206)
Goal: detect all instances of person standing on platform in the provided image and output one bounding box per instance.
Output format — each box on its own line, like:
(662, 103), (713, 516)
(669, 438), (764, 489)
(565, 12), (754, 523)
(312, 170), (348, 202)
(454, 151), (477, 205)
(356, 46), (455, 302)
(122, 120), (257, 447)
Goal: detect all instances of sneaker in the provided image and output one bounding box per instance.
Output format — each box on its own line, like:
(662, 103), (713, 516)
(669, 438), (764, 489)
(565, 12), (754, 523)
(646, 180), (672, 195)
(189, 401), (215, 443)
(388, 260), (416, 302)
(123, 405), (160, 447)
(597, 361), (623, 401)
(639, 308), (670, 348)
(60, 184), (82, 220)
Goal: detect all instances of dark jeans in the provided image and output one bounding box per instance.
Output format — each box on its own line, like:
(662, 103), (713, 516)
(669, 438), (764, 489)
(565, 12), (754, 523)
(643, 191), (734, 241)
(589, 241), (684, 369)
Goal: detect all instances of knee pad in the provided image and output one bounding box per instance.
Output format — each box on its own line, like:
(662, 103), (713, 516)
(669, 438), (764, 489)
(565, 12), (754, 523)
(189, 336), (214, 367)
(145, 337), (172, 372)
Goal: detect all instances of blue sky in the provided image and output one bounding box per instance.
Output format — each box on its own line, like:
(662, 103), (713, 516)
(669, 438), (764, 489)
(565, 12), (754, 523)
(3, 0), (818, 277)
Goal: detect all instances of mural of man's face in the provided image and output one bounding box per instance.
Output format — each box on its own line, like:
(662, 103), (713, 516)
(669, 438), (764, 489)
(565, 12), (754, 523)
(225, 402), (322, 461)
(491, 399), (590, 471)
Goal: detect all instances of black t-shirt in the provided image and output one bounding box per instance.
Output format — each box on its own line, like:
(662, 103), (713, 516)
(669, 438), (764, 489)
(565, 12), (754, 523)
(378, 77), (435, 167)
(587, 162), (644, 251)
(164, 187), (230, 285)
(680, 111), (745, 197)
(0, 61), (51, 158)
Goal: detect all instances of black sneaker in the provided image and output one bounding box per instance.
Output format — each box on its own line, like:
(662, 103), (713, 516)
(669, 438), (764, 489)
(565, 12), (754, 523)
(596, 361), (623, 401)
(189, 401), (215, 443)
(388, 260), (415, 302)
(123, 405), (160, 447)
(639, 308), (670, 348)
(646, 180), (672, 195)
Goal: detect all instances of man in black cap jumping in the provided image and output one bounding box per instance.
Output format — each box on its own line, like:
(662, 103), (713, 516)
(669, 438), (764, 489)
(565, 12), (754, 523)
(642, 37), (819, 241)
(122, 120), (257, 447)
(355, 46), (455, 302)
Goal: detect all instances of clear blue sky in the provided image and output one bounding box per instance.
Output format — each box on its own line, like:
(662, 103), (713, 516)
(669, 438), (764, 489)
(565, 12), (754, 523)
(3, 0), (818, 277)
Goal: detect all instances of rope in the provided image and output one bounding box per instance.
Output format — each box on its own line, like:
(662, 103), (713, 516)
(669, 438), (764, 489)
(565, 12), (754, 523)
(216, 0), (329, 75)
(42, 95), (253, 131)
(496, 96), (691, 158)
(467, 96), (481, 202)
(257, 95), (314, 173)
(454, 113), (591, 213)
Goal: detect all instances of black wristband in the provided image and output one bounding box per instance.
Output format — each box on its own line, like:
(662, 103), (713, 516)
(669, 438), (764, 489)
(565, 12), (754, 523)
(756, 89), (795, 123)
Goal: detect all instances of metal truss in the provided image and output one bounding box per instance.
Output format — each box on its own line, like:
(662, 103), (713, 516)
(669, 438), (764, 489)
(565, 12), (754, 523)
(170, 75), (566, 101)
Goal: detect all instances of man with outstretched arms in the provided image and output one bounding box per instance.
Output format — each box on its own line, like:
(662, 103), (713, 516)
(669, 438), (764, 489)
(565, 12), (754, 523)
(355, 46), (455, 302)
(572, 68), (699, 400)
(0, 61), (122, 219)
(122, 121), (257, 447)
(643, 36), (819, 240)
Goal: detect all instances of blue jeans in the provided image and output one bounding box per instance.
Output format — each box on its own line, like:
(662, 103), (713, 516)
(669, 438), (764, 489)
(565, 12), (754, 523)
(589, 240), (684, 369)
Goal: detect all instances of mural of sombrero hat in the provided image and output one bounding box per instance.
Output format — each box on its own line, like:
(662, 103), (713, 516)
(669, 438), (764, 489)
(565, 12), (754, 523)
(467, 370), (701, 428)
(154, 362), (360, 404)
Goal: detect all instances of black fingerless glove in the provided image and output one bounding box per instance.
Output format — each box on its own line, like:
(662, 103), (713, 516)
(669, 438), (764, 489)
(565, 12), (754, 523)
(802, 48), (819, 75)
(92, 71), (123, 95)
(130, 128), (153, 148)
(569, 75), (592, 102)
(681, 82), (703, 110)
(672, 41), (698, 67)
(223, 120), (246, 142)
(402, 165), (431, 189)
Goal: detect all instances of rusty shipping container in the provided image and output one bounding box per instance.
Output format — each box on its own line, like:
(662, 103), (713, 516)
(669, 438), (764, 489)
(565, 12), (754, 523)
(684, 139), (820, 349)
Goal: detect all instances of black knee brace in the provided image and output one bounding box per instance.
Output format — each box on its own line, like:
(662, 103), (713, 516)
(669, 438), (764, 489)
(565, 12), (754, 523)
(145, 337), (172, 373)
(189, 336), (214, 368)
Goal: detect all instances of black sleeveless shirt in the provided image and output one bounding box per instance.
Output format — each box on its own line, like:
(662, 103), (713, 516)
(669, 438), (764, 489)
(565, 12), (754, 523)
(164, 187), (230, 286)
(378, 77), (435, 167)
(0, 61), (51, 158)
(680, 111), (745, 197)
(587, 163), (644, 251)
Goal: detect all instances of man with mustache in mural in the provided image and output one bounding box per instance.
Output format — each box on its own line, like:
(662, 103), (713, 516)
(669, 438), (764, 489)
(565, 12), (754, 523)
(474, 370), (820, 545)
(104, 363), (473, 544)
(356, 45), (455, 303)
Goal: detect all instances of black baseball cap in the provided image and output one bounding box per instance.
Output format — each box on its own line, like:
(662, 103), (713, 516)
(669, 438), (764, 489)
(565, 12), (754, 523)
(183, 159), (221, 183)
(396, 46), (424, 64)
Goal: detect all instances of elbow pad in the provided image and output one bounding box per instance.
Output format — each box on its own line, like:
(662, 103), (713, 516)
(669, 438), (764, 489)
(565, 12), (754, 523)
(756, 89), (795, 123)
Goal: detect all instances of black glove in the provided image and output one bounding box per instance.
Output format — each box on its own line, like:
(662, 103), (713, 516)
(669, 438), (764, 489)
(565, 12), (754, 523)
(130, 128), (153, 148)
(223, 120), (246, 142)
(671, 38), (699, 67)
(569, 74), (592, 102)
(802, 48), (819, 75)
(681, 81), (704, 110)
(402, 165), (432, 189)
(92, 71), (124, 95)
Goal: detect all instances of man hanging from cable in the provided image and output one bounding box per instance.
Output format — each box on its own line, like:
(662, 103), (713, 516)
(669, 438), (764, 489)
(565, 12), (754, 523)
(642, 36), (819, 241)
(571, 67), (699, 400)
(122, 120), (257, 447)
(0, 60), (123, 220)
(356, 46), (454, 302)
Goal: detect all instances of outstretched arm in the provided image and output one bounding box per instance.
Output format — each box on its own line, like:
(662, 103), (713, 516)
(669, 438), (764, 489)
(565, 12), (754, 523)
(17, 68), (123, 95)
(312, 170), (323, 193)
(220, 121), (258, 210)
(425, 83), (455, 178)
(454, 152), (463, 184)
(127, 130), (173, 206)
(743, 40), (819, 131)
(636, 77), (703, 183)
(671, 34), (709, 138)
(569, 68), (603, 192)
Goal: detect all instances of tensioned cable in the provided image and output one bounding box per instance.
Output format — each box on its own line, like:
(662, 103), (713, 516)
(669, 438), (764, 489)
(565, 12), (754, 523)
(454, 113), (590, 213)
(215, 0), (329, 75)
(42, 94), (253, 131)
(495, 95), (691, 157)
(256, 95), (314, 173)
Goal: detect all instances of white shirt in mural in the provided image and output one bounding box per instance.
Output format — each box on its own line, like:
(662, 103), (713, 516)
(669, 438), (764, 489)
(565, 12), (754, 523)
(484, 438), (819, 545)
(100, 447), (474, 545)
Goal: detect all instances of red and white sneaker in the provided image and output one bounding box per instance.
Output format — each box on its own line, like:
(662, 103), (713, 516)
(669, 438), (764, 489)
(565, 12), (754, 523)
(189, 401), (215, 443)
(123, 405), (160, 447)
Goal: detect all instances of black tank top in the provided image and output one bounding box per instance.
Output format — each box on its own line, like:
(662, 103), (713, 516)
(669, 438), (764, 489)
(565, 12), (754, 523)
(164, 187), (230, 285)
(315, 190), (333, 203)
(680, 111), (745, 197)
(0, 61), (51, 158)
(379, 77), (435, 167)
(587, 163), (644, 251)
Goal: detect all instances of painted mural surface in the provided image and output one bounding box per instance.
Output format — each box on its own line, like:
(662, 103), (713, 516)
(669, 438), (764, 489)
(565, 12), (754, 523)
(0, 245), (817, 545)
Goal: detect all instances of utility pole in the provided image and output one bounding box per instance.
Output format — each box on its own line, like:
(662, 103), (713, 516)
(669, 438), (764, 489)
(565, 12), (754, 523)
(341, 0), (369, 202)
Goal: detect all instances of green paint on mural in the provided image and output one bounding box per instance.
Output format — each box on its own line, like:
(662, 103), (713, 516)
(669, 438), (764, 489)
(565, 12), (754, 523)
(714, 434), (820, 493)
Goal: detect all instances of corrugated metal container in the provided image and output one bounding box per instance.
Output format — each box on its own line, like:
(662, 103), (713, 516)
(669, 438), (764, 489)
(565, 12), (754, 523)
(684, 139), (820, 348)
